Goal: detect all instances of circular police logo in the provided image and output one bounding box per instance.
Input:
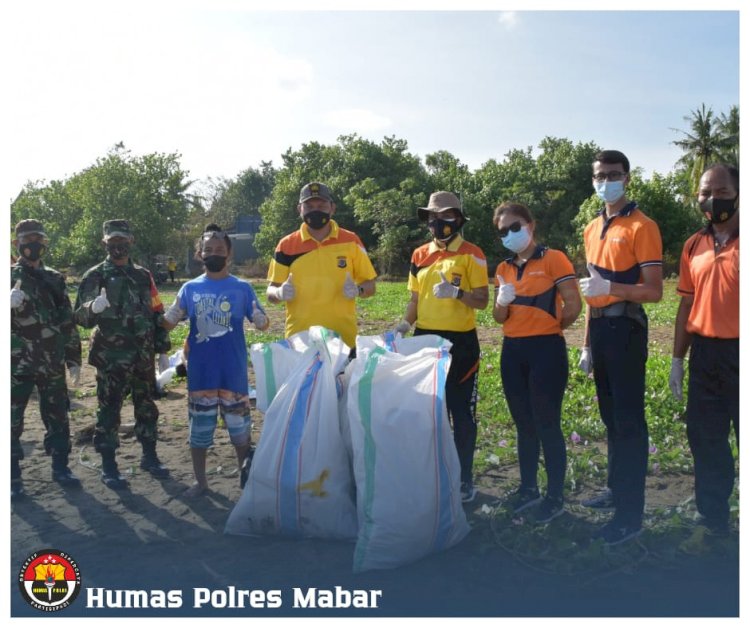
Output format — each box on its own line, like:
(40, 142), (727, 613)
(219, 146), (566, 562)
(18, 549), (81, 612)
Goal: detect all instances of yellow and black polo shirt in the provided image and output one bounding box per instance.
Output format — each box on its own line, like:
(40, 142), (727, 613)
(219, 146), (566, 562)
(677, 226), (739, 339)
(267, 220), (377, 347)
(495, 246), (576, 338)
(408, 235), (488, 332)
(582, 202), (663, 309)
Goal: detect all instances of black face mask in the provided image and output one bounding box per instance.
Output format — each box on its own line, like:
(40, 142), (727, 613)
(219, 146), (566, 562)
(106, 242), (131, 260)
(203, 255), (227, 272)
(18, 241), (46, 262)
(428, 218), (460, 242)
(700, 196), (739, 224)
(303, 211), (331, 230)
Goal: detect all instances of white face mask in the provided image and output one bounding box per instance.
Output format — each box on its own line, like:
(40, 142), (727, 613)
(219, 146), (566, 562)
(594, 180), (625, 204)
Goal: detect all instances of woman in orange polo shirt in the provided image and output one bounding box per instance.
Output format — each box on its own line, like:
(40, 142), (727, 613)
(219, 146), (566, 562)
(492, 202), (582, 523)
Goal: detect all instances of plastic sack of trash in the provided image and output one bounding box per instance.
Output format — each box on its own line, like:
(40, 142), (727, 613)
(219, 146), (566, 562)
(347, 343), (469, 572)
(356, 330), (453, 356)
(250, 328), (350, 412)
(226, 326), (357, 539)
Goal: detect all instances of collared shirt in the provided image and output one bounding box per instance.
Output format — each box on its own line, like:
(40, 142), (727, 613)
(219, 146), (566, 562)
(495, 245), (576, 338)
(408, 235), (488, 332)
(582, 202), (663, 309)
(677, 225), (739, 339)
(267, 220), (377, 347)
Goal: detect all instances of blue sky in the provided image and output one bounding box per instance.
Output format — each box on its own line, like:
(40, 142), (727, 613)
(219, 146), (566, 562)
(4, 4), (741, 204)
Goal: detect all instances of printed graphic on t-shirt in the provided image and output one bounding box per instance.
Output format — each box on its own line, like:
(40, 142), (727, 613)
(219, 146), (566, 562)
(193, 293), (233, 342)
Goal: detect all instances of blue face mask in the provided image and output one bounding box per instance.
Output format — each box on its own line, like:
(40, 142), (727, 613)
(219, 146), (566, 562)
(501, 225), (532, 253)
(594, 180), (625, 204)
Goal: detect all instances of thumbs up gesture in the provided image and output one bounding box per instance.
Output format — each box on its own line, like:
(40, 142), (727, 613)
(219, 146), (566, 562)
(495, 276), (516, 307)
(579, 263), (611, 298)
(91, 287), (110, 314)
(251, 300), (269, 330)
(274, 273), (295, 302)
(343, 272), (359, 299)
(10, 279), (26, 309)
(433, 271), (460, 299)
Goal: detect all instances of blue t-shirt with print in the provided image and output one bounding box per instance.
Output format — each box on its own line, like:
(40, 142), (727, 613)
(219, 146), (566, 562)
(176, 274), (265, 393)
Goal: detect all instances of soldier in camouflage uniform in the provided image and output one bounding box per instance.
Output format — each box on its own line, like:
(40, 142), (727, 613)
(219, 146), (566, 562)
(11, 219), (82, 499)
(74, 219), (172, 489)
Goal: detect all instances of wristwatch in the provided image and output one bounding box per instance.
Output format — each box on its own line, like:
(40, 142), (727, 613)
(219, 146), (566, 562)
(456, 288), (465, 300)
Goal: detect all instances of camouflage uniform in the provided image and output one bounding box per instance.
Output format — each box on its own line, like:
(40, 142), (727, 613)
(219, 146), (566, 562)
(11, 261), (81, 461)
(75, 238), (171, 454)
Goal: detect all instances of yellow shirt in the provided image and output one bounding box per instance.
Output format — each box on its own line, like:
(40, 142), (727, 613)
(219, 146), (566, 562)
(267, 220), (377, 347)
(408, 235), (488, 332)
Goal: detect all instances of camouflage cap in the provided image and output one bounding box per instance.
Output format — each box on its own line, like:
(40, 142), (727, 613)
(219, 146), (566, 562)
(299, 182), (333, 203)
(15, 219), (48, 239)
(102, 219), (133, 239)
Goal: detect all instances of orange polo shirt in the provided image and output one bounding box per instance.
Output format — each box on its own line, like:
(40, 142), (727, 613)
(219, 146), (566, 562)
(676, 226), (739, 339)
(267, 220), (377, 346)
(495, 246), (576, 338)
(582, 202), (663, 309)
(408, 235), (488, 332)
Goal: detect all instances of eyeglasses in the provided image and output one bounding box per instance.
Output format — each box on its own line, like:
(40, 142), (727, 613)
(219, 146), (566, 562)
(592, 171), (626, 182)
(202, 230), (228, 240)
(497, 221), (523, 239)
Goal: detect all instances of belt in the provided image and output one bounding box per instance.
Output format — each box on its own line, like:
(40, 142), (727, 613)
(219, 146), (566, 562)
(590, 301), (645, 322)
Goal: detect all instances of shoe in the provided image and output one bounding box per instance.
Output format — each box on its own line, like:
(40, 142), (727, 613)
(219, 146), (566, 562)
(593, 520), (642, 546)
(581, 488), (615, 511)
(698, 516), (730, 536)
(52, 466), (82, 488)
(240, 447), (255, 489)
(11, 480), (25, 501)
(534, 497), (565, 524)
(100, 452), (128, 490)
(460, 481), (477, 503)
(506, 486), (542, 514)
(140, 454), (170, 478)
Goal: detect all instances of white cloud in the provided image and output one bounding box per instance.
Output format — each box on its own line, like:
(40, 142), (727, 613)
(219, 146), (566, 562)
(497, 11), (519, 30)
(322, 108), (392, 132)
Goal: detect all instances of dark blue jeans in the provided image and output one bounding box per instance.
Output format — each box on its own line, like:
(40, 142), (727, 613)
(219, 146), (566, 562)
(590, 316), (649, 526)
(686, 335), (739, 527)
(501, 334), (568, 500)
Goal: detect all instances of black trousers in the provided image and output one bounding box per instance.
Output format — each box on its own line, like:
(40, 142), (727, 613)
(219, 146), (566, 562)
(501, 334), (568, 500)
(415, 327), (479, 484)
(686, 335), (739, 527)
(590, 316), (649, 526)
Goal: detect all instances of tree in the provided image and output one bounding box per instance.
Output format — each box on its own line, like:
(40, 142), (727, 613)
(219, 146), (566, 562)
(716, 105), (740, 167)
(205, 161), (276, 229)
(671, 104), (734, 194)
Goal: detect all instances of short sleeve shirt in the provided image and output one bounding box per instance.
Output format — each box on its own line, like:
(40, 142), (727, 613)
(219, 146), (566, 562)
(495, 246), (576, 338)
(408, 235), (488, 332)
(582, 202), (663, 309)
(177, 274), (265, 393)
(676, 227), (739, 339)
(267, 220), (377, 347)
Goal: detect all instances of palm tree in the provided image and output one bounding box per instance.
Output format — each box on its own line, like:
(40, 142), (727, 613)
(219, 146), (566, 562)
(716, 105), (739, 167)
(671, 104), (733, 194)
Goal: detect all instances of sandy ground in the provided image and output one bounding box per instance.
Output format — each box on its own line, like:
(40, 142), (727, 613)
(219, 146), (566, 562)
(9, 325), (739, 619)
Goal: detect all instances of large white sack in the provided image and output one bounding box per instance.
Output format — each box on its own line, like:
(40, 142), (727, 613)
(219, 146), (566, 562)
(226, 327), (357, 539)
(347, 344), (470, 572)
(356, 330), (452, 356)
(251, 327), (350, 412)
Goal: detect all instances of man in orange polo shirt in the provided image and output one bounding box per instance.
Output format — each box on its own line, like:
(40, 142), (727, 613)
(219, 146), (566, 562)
(266, 182), (377, 349)
(669, 163), (739, 535)
(578, 150), (663, 545)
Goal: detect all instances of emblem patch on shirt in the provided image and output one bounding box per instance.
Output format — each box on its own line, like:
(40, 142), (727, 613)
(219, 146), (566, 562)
(450, 273), (461, 287)
(337, 256), (347, 269)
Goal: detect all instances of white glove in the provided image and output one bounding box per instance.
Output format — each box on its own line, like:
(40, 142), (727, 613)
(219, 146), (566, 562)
(164, 300), (186, 325)
(91, 287), (110, 314)
(272, 274), (295, 302)
(579, 264), (611, 298)
(394, 319), (412, 336)
(158, 353), (170, 374)
(433, 271), (460, 299)
(579, 347), (593, 375)
(251, 301), (268, 329)
(669, 357), (685, 401)
(496, 277), (516, 307)
(343, 273), (359, 300)
(68, 363), (81, 387)
(10, 280), (26, 309)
